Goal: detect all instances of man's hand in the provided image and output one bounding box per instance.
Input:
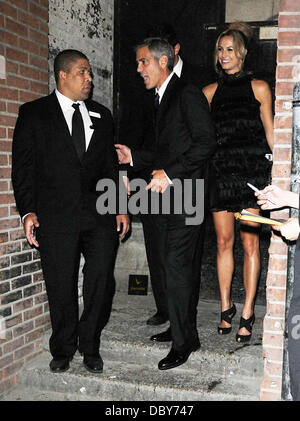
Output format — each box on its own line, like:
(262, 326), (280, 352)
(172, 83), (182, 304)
(146, 170), (170, 193)
(116, 214), (130, 237)
(115, 144), (132, 165)
(23, 213), (40, 247)
(272, 218), (300, 241)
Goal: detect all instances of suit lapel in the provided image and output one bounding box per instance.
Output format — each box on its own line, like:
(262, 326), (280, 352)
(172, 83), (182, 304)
(84, 101), (103, 157)
(155, 74), (179, 140)
(47, 92), (80, 163)
(47, 94), (105, 163)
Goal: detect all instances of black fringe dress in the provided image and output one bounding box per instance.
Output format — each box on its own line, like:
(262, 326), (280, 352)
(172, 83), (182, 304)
(210, 71), (272, 212)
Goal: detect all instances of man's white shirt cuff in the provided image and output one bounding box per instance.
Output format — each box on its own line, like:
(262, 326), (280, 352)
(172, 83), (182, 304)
(22, 213), (34, 223)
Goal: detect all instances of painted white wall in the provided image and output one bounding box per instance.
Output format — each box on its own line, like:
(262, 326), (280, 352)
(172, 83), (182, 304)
(226, 0), (279, 22)
(48, 0), (114, 110)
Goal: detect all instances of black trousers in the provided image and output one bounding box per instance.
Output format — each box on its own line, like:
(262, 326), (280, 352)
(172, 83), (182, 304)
(141, 213), (168, 318)
(37, 212), (118, 359)
(141, 213), (205, 325)
(144, 212), (204, 351)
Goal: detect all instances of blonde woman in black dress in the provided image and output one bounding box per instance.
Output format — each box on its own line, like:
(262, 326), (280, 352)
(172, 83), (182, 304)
(203, 24), (274, 342)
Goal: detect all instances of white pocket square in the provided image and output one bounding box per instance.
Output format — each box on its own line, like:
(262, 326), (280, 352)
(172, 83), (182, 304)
(89, 111), (101, 118)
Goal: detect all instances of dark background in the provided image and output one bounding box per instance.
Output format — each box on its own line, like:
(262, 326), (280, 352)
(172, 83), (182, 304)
(113, 0), (278, 305)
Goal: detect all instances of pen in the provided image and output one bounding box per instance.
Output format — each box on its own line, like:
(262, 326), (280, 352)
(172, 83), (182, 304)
(247, 183), (277, 205)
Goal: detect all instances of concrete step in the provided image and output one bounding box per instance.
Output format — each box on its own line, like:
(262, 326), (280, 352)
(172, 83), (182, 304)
(41, 330), (263, 381)
(6, 351), (259, 401)
(100, 292), (264, 380)
(41, 293), (264, 380)
(2, 292), (265, 401)
(0, 383), (100, 401)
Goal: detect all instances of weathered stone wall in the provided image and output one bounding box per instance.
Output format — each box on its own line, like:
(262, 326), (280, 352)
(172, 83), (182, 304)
(49, 0), (114, 109)
(226, 0), (279, 22)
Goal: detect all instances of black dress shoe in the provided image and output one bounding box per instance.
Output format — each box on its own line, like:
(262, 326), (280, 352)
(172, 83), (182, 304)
(49, 356), (72, 373)
(150, 327), (172, 342)
(83, 354), (103, 374)
(191, 337), (201, 351)
(158, 345), (198, 370)
(146, 312), (169, 326)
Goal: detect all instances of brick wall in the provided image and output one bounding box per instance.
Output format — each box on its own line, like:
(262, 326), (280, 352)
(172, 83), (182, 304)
(0, 0), (50, 395)
(260, 0), (300, 401)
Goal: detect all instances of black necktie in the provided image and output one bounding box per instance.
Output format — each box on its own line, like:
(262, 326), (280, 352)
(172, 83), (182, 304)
(71, 103), (85, 161)
(154, 93), (160, 111)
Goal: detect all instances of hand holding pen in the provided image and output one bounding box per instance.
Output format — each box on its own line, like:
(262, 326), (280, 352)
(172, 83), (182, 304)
(247, 183), (277, 207)
(250, 184), (298, 210)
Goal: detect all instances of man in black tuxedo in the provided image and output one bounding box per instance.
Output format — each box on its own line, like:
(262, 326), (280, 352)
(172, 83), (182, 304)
(12, 50), (130, 374)
(139, 24), (216, 328)
(116, 38), (216, 370)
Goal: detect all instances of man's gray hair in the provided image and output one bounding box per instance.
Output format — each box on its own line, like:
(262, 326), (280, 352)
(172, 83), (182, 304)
(135, 37), (174, 71)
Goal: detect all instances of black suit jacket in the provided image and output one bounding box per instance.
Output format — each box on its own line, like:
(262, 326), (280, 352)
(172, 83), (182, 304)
(119, 60), (215, 149)
(12, 91), (119, 233)
(131, 74), (216, 212)
(121, 60), (216, 175)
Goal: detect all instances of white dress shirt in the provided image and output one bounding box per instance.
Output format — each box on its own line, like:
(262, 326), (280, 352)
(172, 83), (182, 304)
(155, 71), (175, 103)
(55, 89), (94, 149)
(130, 72), (176, 184)
(130, 71), (175, 176)
(22, 90), (94, 223)
(173, 55), (183, 78)
(152, 58), (183, 183)
(154, 72), (176, 184)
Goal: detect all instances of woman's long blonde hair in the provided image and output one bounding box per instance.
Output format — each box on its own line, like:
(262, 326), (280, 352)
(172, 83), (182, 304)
(214, 23), (252, 73)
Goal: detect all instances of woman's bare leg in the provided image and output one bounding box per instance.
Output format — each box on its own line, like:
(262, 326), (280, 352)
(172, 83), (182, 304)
(238, 208), (261, 337)
(213, 211), (235, 330)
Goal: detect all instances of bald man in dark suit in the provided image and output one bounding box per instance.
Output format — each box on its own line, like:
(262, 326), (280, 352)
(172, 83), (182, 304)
(12, 49), (130, 374)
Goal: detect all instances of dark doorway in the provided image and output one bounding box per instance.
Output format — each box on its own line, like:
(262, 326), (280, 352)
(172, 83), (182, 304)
(113, 2), (277, 138)
(113, 0), (225, 144)
(113, 0), (278, 305)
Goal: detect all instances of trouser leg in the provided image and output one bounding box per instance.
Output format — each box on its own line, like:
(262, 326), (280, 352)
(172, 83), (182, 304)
(155, 214), (200, 352)
(189, 221), (206, 326)
(37, 231), (81, 358)
(78, 223), (118, 356)
(141, 214), (168, 317)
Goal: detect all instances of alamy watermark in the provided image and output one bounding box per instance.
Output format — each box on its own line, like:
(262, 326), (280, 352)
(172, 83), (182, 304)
(291, 315), (300, 340)
(96, 171), (204, 225)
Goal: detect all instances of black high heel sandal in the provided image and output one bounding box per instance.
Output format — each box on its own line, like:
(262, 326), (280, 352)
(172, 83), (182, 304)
(236, 313), (255, 343)
(218, 303), (236, 335)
